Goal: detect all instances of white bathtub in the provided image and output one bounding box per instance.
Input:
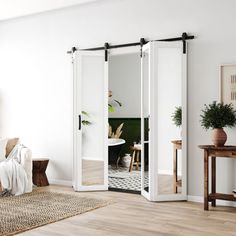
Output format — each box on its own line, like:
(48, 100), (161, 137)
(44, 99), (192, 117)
(108, 138), (126, 146)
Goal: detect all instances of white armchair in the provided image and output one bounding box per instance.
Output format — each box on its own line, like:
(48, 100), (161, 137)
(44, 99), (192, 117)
(5, 138), (33, 193)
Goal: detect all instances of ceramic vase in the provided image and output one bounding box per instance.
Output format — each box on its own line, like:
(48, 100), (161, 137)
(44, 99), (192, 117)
(122, 154), (131, 168)
(212, 128), (227, 147)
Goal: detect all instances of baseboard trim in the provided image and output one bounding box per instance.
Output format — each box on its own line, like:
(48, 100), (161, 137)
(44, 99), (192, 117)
(45, 181), (236, 207)
(187, 195), (203, 203)
(158, 169), (182, 176)
(49, 179), (72, 187)
(187, 195), (236, 207)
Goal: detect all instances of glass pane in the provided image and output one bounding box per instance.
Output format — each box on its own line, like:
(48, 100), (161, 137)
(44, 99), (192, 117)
(157, 47), (182, 195)
(108, 52), (141, 193)
(142, 49), (150, 193)
(80, 54), (105, 186)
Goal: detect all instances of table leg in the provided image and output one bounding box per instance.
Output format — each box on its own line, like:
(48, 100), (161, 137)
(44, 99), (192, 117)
(136, 151), (140, 170)
(211, 156), (216, 207)
(173, 146), (177, 193)
(129, 151), (135, 172)
(204, 150), (209, 210)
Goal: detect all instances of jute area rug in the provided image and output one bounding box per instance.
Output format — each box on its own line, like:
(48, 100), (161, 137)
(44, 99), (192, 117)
(0, 190), (110, 236)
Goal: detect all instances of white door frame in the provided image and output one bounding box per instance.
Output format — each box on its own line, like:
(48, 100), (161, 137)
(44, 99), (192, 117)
(141, 42), (158, 201)
(73, 50), (108, 191)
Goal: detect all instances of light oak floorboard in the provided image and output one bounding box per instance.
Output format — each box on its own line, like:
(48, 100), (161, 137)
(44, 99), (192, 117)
(19, 185), (236, 236)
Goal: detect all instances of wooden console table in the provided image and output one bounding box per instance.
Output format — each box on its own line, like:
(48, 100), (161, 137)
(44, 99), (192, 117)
(199, 145), (236, 210)
(172, 140), (182, 193)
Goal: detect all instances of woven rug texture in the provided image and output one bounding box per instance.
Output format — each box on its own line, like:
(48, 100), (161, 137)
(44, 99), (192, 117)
(0, 190), (109, 236)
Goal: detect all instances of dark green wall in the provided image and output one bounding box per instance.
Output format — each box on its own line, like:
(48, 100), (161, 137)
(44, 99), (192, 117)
(109, 118), (148, 157)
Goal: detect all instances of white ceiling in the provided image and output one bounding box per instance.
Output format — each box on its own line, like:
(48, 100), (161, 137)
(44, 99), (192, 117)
(0, 0), (100, 21)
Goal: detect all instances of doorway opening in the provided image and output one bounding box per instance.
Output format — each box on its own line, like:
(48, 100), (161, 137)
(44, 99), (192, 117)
(107, 42), (185, 197)
(108, 49), (143, 194)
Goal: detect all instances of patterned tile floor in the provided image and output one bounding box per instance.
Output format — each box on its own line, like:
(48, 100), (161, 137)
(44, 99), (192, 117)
(108, 166), (148, 192)
(108, 166), (181, 194)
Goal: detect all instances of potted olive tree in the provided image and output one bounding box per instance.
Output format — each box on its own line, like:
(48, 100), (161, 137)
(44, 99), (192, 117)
(200, 101), (236, 147)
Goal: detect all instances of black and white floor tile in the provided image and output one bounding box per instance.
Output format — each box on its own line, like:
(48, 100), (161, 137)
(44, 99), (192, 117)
(109, 166), (181, 194)
(108, 166), (148, 192)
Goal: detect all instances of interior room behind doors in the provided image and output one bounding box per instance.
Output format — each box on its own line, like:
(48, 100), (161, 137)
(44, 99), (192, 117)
(108, 47), (142, 193)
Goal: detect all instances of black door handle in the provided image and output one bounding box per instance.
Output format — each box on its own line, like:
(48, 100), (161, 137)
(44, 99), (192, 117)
(78, 115), (81, 130)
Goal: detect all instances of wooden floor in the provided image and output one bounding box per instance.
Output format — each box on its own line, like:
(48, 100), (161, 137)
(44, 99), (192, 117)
(19, 185), (236, 236)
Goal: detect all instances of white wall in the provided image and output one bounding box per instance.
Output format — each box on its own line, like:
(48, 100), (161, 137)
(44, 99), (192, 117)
(109, 53), (140, 118)
(0, 0), (236, 195)
(0, 0), (101, 21)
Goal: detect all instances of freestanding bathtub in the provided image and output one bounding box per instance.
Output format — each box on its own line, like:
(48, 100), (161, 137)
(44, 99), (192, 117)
(108, 138), (126, 167)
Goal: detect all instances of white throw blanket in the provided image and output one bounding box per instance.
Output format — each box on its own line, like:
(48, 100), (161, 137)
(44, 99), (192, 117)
(0, 144), (28, 196)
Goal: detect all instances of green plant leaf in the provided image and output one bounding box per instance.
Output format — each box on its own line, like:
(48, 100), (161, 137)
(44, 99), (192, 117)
(113, 100), (122, 107)
(172, 106), (182, 127)
(81, 111), (91, 125)
(82, 120), (92, 125)
(108, 104), (115, 113)
(82, 111), (90, 117)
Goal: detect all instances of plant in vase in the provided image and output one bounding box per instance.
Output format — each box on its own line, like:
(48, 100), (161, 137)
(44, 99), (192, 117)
(200, 101), (236, 147)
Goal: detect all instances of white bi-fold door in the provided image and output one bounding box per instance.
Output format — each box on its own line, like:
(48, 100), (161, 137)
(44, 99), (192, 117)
(72, 41), (187, 201)
(73, 50), (108, 191)
(141, 41), (187, 201)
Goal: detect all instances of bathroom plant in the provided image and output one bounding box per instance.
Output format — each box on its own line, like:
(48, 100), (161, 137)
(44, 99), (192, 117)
(82, 111), (92, 126)
(108, 90), (122, 113)
(108, 90), (123, 139)
(108, 100), (122, 113)
(200, 101), (236, 146)
(108, 123), (124, 138)
(172, 106), (182, 127)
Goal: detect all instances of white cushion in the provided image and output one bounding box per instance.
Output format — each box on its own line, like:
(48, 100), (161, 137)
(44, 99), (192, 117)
(0, 138), (8, 162)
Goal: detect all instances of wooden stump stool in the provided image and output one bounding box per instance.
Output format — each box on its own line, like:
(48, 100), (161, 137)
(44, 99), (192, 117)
(32, 158), (49, 187)
(129, 145), (141, 172)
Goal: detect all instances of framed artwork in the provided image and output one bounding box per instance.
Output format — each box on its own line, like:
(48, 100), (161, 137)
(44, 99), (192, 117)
(220, 64), (236, 109)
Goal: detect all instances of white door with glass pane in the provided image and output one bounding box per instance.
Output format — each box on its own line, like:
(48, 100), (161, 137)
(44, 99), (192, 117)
(72, 41), (187, 199)
(141, 41), (187, 201)
(73, 50), (108, 191)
